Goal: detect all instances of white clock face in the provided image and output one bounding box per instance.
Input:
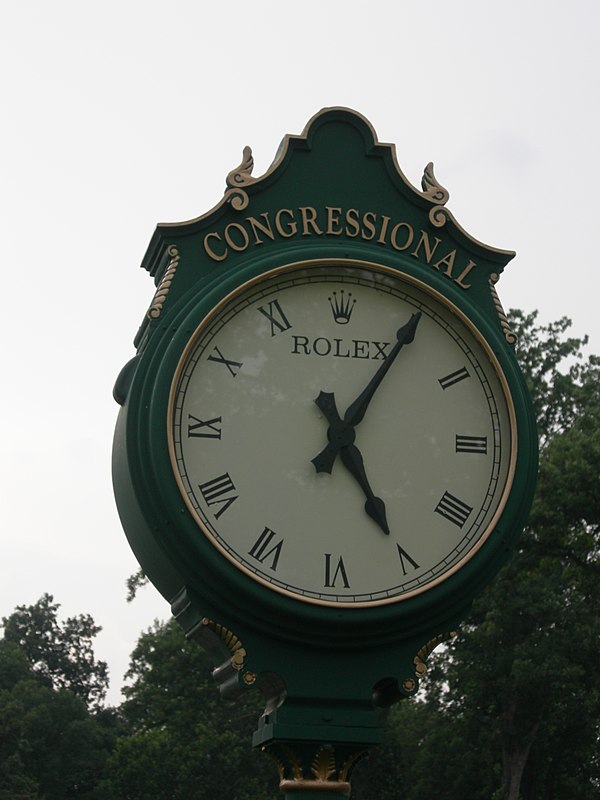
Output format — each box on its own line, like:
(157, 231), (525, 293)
(168, 262), (515, 606)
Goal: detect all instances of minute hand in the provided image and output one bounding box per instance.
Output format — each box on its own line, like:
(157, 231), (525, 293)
(343, 311), (422, 427)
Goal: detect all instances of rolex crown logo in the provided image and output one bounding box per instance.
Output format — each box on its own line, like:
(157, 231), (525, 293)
(328, 290), (356, 324)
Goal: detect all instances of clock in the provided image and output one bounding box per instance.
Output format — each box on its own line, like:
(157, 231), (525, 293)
(166, 259), (516, 607)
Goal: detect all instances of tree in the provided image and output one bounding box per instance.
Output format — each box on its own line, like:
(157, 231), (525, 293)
(446, 314), (600, 799)
(0, 600), (119, 800)
(353, 312), (600, 800)
(101, 619), (277, 800)
(1, 594), (109, 710)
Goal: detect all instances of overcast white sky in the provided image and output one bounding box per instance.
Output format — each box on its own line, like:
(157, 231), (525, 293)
(1, 1), (598, 705)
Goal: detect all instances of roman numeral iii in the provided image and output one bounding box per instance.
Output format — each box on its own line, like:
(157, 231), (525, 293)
(455, 434), (488, 454)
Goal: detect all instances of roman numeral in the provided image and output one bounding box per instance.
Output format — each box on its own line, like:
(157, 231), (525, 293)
(396, 544), (420, 575)
(198, 473), (238, 518)
(248, 527), (284, 571)
(455, 434), (488, 454)
(257, 298), (292, 336)
(207, 346), (243, 377)
(187, 414), (222, 439)
(324, 554), (350, 588)
(434, 491), (473, 528)
(439, 366), (470, 390)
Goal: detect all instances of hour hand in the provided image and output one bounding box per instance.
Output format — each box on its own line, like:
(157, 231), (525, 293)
(340, 444), (389, 535)
(311, 392), (355, 474)
(314, 391), (341, 425)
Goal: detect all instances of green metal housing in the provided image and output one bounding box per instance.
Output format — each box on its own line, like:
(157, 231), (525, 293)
(112, 108), (538, 751)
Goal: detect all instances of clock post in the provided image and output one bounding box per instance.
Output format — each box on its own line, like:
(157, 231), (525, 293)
(112, 108), (538, 796)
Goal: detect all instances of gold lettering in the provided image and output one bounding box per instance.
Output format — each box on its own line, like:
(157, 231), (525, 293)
(224, 223), (250, 253)
(412, 230), (442, 263)
(377, 215), (391, 244)
(275, 208), (298, 238)
(246, 213), (275, 245)
(326, 206), (343, 236)
(390, 222), (414, 251)
(361, 211), (377, 240)
(454, 259), (477, 289)
(300, 206), (323, 236)
(204, 232), (228, 262)
(345, 208), (361, 237)
(433, 249), (457, 276)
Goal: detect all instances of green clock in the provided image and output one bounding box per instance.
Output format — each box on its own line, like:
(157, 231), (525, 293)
(167, 259), (516, 607)
(114, 109), (538, 768)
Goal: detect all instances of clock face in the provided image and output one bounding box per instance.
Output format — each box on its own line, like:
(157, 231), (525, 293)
(168, 261), (516, 606)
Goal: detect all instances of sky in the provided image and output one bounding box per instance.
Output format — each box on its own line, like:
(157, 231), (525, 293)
(1, 0), (598, 705)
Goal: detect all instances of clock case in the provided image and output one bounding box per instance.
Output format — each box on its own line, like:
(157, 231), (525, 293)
(112, 108), (537, 747)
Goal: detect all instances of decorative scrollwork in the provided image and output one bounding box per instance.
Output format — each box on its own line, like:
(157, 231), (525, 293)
(224, 145), (256, 211)
(421, 162), (450, 205)
(201, 617), (246, 671)
(147, 245), (179, 320)
(489, 273), (517, 345)
(421, 162), (451, 229)
(414, 631), (457, 678)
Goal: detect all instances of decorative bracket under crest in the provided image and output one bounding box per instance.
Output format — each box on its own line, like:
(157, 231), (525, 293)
(414, 630), (457, 679)
(224, 145), (256, 211)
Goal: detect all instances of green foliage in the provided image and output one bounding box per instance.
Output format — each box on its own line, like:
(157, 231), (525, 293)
(1, 594), (109, 710)
(510, 310), (590, 445)
(101, 619), (277, 800)
(0, 635), (118, 800)
(125, 569), (148, 603)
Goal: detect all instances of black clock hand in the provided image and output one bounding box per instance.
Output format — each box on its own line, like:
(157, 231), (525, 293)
(340, 444), (389, 534)
(311, 312), (422, 475)
(311, 391), (353, 474)
(343, 311), (421, 428)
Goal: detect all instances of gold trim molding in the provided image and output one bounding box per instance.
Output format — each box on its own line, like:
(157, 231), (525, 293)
(489, 273), (517, 345)
(147, 245), (180, 319)
(266, 743), (367, 796)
